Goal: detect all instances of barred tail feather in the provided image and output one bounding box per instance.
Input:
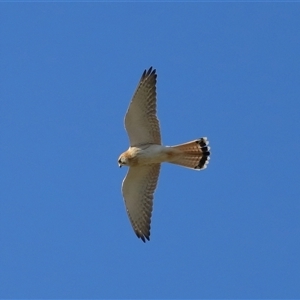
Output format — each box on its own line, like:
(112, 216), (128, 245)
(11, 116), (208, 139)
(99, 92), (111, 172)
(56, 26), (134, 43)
(168, 138), (210, 170)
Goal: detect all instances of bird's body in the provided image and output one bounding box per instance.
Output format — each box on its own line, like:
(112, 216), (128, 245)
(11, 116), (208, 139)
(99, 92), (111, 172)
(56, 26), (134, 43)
(120, 140), (210, 168)
(119, 67), (210, 242)
(119, 144), (168, 167)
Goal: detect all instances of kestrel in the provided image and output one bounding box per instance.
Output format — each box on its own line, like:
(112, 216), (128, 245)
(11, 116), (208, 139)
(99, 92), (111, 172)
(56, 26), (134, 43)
(118, 67), (210, 242)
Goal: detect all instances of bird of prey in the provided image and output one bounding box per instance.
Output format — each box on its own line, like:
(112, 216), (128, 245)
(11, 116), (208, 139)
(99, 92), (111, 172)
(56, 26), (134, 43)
(118, 67), (210, 242)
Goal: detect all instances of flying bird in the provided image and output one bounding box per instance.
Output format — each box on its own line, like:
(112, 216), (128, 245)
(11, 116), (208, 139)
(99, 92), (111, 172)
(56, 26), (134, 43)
(118, 67), (210, 242)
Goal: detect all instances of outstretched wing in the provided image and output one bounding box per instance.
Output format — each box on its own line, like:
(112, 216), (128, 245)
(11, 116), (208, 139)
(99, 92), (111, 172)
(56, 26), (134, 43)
(122, 164), (161, 242)
(125, 67), (161, 147)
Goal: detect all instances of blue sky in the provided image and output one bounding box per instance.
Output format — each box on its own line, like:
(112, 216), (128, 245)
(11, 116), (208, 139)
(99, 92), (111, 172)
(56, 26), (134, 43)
(1, 3), (300, 299)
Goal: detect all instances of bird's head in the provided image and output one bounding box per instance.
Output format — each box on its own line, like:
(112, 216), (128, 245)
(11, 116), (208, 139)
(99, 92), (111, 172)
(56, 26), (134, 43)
(118, 154), (128, 168)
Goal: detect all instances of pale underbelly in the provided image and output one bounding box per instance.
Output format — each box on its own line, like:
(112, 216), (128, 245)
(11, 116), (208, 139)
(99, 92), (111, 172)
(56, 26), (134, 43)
(133, 145), (179, 165)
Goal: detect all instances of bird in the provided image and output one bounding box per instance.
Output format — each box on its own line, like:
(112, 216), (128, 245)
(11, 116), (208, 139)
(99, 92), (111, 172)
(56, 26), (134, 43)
(118, 67), (210, 242)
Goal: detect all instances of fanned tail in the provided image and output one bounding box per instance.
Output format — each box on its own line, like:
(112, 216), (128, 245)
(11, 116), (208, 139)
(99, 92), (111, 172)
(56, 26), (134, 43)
(168, 138), (210, 170)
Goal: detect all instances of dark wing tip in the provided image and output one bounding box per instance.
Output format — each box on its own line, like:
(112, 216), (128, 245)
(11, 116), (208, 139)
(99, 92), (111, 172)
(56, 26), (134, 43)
(135, 229), (150, 243)
(141, 66), (156, 81)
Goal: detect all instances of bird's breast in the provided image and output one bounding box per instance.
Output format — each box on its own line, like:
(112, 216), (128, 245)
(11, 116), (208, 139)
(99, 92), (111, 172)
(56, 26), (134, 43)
(129, 144), (170, 165)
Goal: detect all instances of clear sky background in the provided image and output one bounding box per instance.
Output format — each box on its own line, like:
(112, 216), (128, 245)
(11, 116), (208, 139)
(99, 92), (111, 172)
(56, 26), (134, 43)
(1, 3), (300, 299)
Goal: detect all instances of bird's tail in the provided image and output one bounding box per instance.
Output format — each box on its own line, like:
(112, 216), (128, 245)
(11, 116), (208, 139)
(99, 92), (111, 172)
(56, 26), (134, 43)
(168, 137), (210, 170)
